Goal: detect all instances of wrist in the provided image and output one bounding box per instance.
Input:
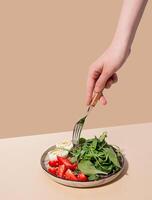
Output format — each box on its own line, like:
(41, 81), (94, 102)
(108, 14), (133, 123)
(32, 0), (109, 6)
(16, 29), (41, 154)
(110, 36), (131, 57)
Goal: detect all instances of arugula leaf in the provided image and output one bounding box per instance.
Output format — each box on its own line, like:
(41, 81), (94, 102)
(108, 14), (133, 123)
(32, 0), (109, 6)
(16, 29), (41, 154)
(99, 164), (113, 173)
(91, 138), (98, 149)
(88, 174), (100, 181)
(99, 132), (107, 142)
(69, 132), (122, 179)
(78, 160), (108, 176)
(79, 138), (86, 144)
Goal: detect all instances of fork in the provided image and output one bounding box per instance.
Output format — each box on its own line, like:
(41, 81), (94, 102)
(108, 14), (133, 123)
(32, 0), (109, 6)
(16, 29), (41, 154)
(72, 92), (102, 146)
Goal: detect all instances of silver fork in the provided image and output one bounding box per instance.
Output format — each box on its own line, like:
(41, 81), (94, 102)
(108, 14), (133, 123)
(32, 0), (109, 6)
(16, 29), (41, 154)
(72, 92), (102, 146)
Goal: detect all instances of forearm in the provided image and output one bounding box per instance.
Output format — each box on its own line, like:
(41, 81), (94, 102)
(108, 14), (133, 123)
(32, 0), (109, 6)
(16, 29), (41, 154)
(111, 0), (148, 52)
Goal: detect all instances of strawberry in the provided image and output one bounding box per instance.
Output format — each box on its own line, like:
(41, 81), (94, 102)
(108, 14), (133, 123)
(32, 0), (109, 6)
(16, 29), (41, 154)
(48, 167), (58, 175)
(56, 164), (66, 178)
(64, 169), (77, 181)
(57, 156), (77, 170)
(48, 159), (59, 167)
(77, 173), (88, 182)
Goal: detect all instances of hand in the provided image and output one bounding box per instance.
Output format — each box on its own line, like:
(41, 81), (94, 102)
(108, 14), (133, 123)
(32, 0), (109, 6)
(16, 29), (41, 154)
(86, 44), (131, 106)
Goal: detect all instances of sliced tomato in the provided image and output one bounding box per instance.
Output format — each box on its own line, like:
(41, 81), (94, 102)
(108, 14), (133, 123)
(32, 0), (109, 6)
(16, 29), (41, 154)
(48, 167), (58, 175)
(48, 160), (59, 167)
(64, 169), (77, 181)
(70, 163), (78, 171)
(57, 156), (77, 170)
(77, 173), (88, 182)
(56, 164), (66, 178)
(57, 156), (71, 166)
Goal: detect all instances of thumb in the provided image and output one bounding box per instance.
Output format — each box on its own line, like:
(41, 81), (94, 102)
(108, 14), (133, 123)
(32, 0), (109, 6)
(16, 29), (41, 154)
(94, 71), (112, 93)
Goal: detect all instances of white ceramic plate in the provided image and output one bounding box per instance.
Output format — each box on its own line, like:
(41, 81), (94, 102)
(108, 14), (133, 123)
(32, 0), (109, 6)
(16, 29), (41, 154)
(40, 145), (126, 188)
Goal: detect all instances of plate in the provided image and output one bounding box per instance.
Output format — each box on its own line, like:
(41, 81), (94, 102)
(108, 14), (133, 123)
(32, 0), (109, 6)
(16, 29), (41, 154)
(40, 145), (126, 188)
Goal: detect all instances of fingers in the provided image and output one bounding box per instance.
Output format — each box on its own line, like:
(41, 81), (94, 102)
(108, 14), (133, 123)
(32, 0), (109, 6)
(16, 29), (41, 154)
(94, 70), (112, 93)
(98, 73), (118, 105)
(105, 79), (113, 89)
(86, 64), (118, 106)
(86, 76), (96, 105)
(86, 66), (102, 106)
(105, 73), (118, 89)
(111, 73), (118, 83)
(100, 94), (107, 105)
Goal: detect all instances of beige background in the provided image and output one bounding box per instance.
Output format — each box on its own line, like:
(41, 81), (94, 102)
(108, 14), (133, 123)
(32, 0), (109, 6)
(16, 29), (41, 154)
(0, 0), (151, 138)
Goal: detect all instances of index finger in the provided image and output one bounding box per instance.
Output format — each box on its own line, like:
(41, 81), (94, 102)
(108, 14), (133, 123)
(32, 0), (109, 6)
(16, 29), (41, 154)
(86, 74), (96, 105)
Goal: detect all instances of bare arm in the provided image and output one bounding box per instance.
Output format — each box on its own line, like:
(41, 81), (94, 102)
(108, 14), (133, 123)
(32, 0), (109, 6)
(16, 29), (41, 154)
(112, 0), (148, 54)
(86, 0), (148, 105)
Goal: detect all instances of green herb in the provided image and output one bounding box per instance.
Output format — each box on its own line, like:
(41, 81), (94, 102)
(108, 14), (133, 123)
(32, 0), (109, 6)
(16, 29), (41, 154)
(88, 174), (100, 181)
(103, 147), (121, 168)
(69, 132), (122, 179)
(99, 132), (107, 142)
(79, 138), (86, 144)
(78, 160), (108, 176)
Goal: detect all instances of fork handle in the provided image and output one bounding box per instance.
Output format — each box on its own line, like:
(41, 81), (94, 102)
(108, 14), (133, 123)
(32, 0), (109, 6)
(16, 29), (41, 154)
(90, 92), (103, 107)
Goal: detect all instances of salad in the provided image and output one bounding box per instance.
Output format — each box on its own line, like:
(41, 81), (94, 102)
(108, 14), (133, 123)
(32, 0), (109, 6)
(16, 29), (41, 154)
(47, 132), (123, 182)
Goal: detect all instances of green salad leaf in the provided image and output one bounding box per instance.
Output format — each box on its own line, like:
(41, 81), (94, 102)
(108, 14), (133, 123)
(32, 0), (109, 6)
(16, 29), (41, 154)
(78, 160), (108, 176)
(69, 132), (122, 179)
(103, 147), (121, 168)
(88, 174), (100, 181)
(99, 132), (107, 142)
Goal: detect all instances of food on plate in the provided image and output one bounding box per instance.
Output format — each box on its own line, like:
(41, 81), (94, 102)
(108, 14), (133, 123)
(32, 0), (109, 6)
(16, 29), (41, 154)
(47, 148), (68, 161)
(64, 169), (78, 181)
(56, 140), (73, 150)
(48, 167), (58, 175)
(47, 132), (123, 182)
(56, 164), (66, 178)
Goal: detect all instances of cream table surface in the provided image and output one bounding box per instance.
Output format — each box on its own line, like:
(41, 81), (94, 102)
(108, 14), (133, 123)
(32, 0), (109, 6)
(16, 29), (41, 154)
(0, 123), (152, 200)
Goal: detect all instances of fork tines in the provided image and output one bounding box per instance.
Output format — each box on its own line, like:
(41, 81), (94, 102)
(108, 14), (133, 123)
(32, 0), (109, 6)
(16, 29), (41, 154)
(72, 117), (86, 146)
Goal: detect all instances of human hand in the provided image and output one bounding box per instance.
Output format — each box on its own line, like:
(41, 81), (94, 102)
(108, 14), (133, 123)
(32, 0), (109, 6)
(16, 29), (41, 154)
(86, 44), (131, 106)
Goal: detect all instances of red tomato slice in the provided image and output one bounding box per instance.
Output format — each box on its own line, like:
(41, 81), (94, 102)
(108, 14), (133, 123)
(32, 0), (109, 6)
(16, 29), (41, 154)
(48, 167), (58, 175)
(77, 173), (88, 182)
(71, 163), (78, 170)
(57, 156), (77, 170)
(48, 160), (59, 167)
(56, 164), (66, 178)
(64, 169), (78, 181)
